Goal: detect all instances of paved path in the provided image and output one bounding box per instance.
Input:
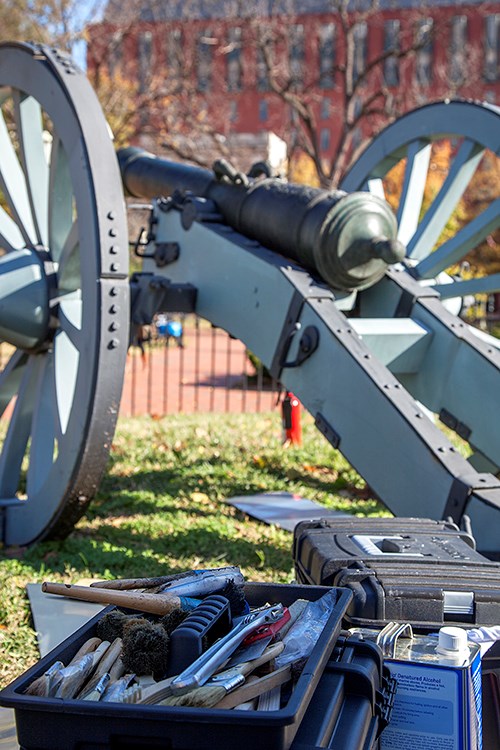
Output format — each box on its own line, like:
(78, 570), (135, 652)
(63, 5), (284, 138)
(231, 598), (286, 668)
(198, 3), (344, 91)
(120, 326), (279, 417)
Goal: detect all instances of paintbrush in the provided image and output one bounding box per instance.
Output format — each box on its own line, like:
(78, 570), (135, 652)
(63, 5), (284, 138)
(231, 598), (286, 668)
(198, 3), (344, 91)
(158, 641), (284, 708)
(53, 640), (110, 699)
(76, 638), (123, 700)
(24, 637), (103, 697)
(70, 637), (103, 663)
(25, 660), (65, 697)
(213, 664), (292, 709)
(90, 567), (244, 594)
(101, 673), (137, 703)
(41, 581), (200, 615)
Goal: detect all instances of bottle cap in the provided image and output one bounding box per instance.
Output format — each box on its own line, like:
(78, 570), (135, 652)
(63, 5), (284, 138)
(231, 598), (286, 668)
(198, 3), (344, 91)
(436, 626), (469, 656)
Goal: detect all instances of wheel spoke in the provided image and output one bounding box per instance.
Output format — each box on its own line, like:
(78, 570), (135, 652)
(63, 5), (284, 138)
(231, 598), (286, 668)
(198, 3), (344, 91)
(415, 198), (500, 279)
(0, 348), (28, 417)
(435, 272), (500, 298)
(27, 351), (60, 496)
(396, 140), (431, 247)
(407, 139), (485, 260)
(0, 355), (41, 497)
(0, 203), (24, 252)
(58, 296), (83, 348)
(48, 133), (73, 262)
(366, 178), (385, 200)
(0, 105), (37, 246)
(12, 90), (49, 247)
(57, 220), (81, 293)
(54, 329), (80, 435)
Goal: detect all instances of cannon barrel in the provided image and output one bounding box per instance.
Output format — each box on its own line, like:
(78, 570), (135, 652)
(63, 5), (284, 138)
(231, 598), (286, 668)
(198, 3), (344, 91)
(118, 147), (405, 292)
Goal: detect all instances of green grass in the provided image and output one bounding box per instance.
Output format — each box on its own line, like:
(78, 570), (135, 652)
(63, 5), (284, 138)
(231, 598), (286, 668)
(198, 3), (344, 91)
(0, 411), (385, 689)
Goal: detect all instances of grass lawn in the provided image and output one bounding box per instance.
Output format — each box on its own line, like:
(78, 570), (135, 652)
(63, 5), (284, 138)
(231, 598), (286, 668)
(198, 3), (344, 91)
(0, 411), (386, 689)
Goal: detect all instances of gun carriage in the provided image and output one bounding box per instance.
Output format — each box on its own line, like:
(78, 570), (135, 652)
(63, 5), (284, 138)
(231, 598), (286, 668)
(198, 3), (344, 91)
(0, 42), (499, 555)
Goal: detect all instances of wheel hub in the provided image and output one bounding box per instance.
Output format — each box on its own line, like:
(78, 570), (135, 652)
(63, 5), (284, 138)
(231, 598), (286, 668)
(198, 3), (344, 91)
(0, 247), (52, 349)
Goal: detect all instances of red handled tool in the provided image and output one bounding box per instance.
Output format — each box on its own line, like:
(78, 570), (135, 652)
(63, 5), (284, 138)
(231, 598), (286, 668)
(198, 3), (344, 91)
(241, 607), (291, 646)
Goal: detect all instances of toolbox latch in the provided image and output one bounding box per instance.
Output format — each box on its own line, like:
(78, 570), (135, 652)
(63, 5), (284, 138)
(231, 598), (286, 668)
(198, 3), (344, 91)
(443, 590), (474, 617)
(375, 670), (398, 736)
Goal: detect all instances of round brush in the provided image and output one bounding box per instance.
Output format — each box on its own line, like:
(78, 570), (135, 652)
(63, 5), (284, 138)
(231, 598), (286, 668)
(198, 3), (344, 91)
(218, 580), (249, 616)
(121, 620), (170, 677)
(96, 611), (150, 642)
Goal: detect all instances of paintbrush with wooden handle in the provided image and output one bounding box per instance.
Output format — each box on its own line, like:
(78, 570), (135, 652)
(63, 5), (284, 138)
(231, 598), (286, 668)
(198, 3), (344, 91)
(77, 638), (123, 700)
(158, 641), (285, 708)
(213, 664), (292, 709)
(41, 581), (200, 615)
(54, 640), (111, 699)
(25, 637), (103, 697)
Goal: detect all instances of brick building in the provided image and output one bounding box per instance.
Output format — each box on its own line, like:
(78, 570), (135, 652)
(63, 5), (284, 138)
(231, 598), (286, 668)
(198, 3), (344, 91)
(89, 0), (500, 175)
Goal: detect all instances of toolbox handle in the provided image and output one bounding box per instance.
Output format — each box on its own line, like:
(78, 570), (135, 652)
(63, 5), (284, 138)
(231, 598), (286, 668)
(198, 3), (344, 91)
(376, 621), (413, 658)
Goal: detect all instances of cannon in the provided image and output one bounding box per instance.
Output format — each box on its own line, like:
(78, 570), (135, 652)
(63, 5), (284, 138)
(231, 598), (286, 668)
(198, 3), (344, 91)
(0, 41), (500, 555)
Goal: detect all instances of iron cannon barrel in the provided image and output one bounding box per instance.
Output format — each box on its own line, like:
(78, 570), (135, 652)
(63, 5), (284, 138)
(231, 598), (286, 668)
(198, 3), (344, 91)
(118, 147), (405, 291)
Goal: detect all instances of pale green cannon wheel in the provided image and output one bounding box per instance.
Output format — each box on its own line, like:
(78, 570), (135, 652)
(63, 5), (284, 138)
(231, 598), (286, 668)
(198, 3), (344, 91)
(341, 99), (500, 306)
(0, 42), (129, 545)
(340, 99), (500, 477)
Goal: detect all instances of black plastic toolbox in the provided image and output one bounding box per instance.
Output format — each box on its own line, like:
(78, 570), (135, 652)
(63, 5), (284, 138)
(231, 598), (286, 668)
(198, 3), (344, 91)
(293, 517), (500, 629)
(0, 582), (353, 750)
(290, 634), (396, 749)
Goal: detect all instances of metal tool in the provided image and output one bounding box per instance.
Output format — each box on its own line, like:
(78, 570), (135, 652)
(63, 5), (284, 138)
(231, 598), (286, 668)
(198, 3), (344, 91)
(170, 604), (285, 694)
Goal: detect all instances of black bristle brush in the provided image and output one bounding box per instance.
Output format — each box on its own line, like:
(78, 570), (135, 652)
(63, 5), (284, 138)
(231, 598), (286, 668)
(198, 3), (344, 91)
(160, 608), (189, 635)
(218, 580), (248, 616)
(96, 611), (151, 642)
(121, 620), (170, 678)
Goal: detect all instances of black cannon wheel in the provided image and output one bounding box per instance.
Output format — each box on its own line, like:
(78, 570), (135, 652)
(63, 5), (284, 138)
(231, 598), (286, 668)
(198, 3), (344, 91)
(0, 43), (129, 545)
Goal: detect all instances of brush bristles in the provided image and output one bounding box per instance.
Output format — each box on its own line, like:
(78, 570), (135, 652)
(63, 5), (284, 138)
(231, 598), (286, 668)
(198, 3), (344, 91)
(25, 661), (64, 697)
(160, 608), (188, 635)
(218, 580), (248, 616)
(121, 620), (170, 677)
(96, 611), (150, 642)
(160, 685), (226, 708)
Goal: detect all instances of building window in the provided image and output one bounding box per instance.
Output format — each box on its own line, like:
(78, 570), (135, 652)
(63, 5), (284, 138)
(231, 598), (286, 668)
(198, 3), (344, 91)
(167, 28), (183, 86)
(320, 97), (331, 120)
(353, 22), (367, 84)
(450, 16), (467, 85)
(415, 18), (433, 86)
(138, 31), (153, 94)
(320, 127), (331, 152)
(256, 44), (270, 91)
(227, 27), (242, 92)
(259, 99), (269, 121)
(383, 19), (400, 87)
(319, 23), (335, 89)
(485, 15), (500, 82)
(109, 32), (123, 78)
(197, 29), (214, 92)
(289, 24), (304, 87)
(229, 100), (239, 122)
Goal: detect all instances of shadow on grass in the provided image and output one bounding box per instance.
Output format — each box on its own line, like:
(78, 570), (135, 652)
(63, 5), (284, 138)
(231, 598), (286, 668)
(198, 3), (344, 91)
(19, 521), (293, 580)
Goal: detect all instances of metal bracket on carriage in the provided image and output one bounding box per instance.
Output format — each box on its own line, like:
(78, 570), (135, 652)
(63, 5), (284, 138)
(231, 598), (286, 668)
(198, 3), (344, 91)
(130, 272), (197, 325)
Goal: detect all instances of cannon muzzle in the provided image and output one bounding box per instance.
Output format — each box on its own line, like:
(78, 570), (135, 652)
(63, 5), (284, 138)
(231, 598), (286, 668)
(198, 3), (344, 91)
(118, 147), (405, 292)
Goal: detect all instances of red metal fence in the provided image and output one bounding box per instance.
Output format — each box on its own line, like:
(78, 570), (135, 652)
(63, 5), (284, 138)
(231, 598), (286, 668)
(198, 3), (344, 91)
(120, 316), (281, 416)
